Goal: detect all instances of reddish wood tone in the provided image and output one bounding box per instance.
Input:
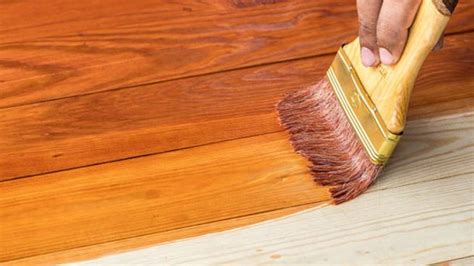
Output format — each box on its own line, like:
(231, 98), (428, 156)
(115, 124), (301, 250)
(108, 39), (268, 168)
(6, 203), (321, 266)
(0, 133), (330, 261)
(1, 33), (473, 181)
(0, 0), (472, 263)
(0, 0), (472, 108)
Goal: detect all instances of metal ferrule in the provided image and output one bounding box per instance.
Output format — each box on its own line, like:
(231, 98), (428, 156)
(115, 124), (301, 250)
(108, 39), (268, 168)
(327, 47), (401, 165)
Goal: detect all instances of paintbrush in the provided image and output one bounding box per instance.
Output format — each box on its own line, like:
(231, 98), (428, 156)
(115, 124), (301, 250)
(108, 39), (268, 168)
(277, 0), (458, 204)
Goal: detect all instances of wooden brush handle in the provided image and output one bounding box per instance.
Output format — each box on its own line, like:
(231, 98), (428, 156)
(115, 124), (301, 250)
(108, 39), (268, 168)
(343, 0), (458, 134)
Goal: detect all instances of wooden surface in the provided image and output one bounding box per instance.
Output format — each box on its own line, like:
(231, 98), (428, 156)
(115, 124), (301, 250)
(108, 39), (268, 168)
(0, 133), (332, 261)
(71, 113), (474, 265)
(1, 0), (473, 264)
(8, 112), (474, 265)
(1, 32), (473, 182)
(79, 174), (474, 265)
(0, 0), (473, 108)
(435, 256), (474, 266)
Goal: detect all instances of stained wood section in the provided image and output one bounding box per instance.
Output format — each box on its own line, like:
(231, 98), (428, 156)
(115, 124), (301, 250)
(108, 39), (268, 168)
(2, 112), (472, 263)
(0, 132), (331, 261)
(410, 33), (474, 119)
(0, 1), (472, 108)
(1, 32), (473, 182)
(71, 115), (473, 265)
(6, 203), (323, 266)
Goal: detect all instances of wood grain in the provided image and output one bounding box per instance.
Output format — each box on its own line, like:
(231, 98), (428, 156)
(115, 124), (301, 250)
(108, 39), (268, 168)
(0, 1), (472, 108)
(410, 33), (474, 119)
(5, 203), (324, 266)
(1, 112), (472, 263)
(0, 132), (331, 262)
(1, 32), (473, 182)
(1, 2), (472, 263)
(376, 113), (474, 190)
(74, 161), (473, 264)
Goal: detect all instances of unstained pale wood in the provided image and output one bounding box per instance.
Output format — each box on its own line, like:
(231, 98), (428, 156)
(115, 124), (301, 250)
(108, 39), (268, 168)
(0, 0), (472, 108)
(1, 33), (472, 181)
(434, 256), (474, 266)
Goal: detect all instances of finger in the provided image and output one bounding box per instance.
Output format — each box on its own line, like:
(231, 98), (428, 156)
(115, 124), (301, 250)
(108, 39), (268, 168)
(356, 0), (383, 67)
(376, 0), (421, 65)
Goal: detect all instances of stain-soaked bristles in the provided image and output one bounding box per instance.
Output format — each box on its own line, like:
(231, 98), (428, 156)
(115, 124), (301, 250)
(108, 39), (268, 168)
(277, 78), (383, 204)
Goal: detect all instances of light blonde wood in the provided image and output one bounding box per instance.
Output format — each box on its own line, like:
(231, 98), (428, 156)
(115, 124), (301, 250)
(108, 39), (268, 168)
(343, 0), (452, 133)
(434, 256), (474, 266)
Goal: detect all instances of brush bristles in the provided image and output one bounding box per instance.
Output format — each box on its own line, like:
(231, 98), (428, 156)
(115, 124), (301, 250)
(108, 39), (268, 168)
(277, 78), (383, 204)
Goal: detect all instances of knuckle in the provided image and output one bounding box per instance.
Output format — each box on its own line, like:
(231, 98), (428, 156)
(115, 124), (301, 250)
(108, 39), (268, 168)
(359, 20), (377, 34)
(358, 20), (378, 48)
(376, 22), (400, 42)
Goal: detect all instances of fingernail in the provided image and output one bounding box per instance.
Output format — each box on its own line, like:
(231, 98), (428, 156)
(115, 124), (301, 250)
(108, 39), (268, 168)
(361, 47), (376, 67)
(379, 48), (394, 65)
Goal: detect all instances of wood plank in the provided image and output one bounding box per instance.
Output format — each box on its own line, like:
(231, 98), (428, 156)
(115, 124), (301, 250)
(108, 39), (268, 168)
(1, 112), (472, 263)
(0, 132), (330, 262)
(5, 203), (324, 266)
(1, 32), (473, 182)
(73, 169), (474, 264)
(0, 1), (472, 108)
(374, 113), (474, 190)
(410, 33), (474, 119)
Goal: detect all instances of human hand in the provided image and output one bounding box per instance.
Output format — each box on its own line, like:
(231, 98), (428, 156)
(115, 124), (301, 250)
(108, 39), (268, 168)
(357, 0), (443, 67)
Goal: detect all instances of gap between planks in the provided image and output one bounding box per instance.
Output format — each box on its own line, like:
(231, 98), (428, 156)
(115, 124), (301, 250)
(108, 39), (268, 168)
(3, 111), (473, 264)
